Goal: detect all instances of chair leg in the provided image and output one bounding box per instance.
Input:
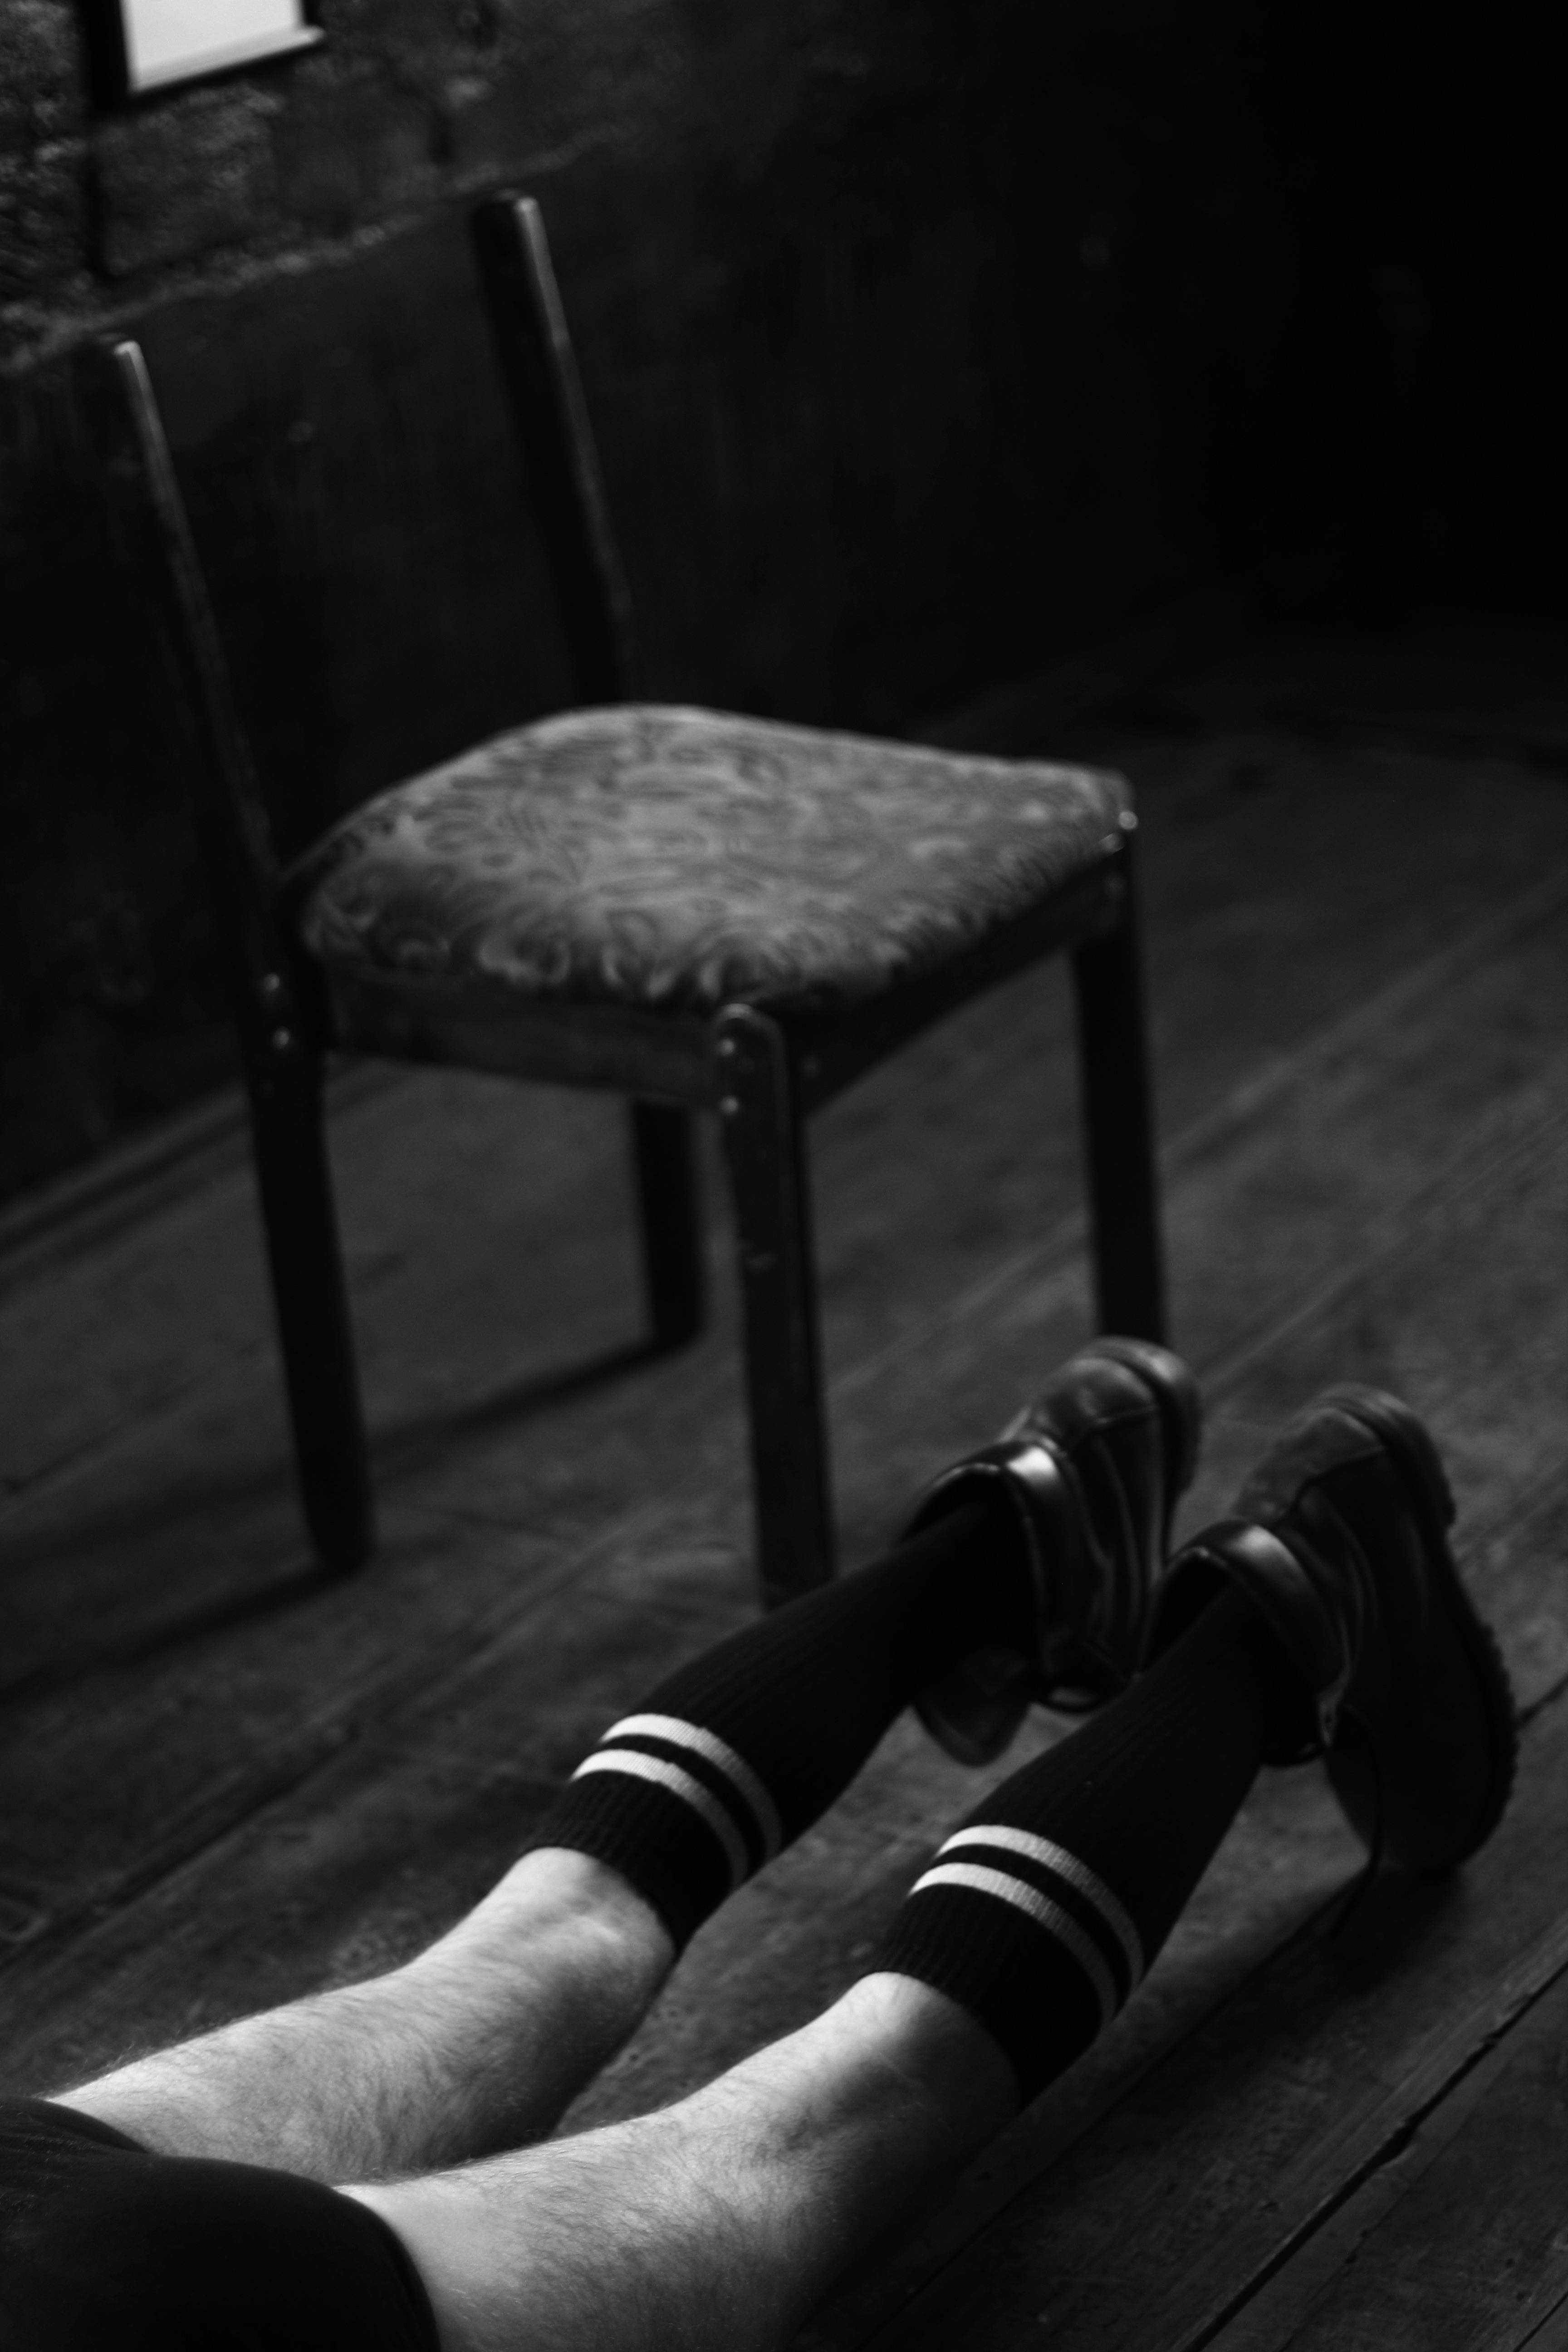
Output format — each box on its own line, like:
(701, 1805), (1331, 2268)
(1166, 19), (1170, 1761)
(630, 1102), (706, 1347)
(1070, 827), (1170, 1345)
(713, 1007), (836, 1606)
(245, 1039), (374, 1573)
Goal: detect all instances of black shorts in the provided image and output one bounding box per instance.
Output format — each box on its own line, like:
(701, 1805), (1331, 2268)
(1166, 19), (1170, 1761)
(0, 2097), (440, 2350)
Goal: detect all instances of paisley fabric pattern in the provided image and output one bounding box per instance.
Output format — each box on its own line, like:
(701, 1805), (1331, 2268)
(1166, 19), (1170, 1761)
(290, 706), (1129, 1012)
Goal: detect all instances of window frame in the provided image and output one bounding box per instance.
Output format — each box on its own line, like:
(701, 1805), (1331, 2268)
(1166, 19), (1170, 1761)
(81, 0), (324, 110)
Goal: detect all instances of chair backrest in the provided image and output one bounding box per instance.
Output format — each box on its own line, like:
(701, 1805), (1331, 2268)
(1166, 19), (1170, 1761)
(89, 195), (635, 1027)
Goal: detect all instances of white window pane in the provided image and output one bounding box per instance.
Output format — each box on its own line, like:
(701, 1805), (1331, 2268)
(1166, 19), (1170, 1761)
(125, 0), (310, 86)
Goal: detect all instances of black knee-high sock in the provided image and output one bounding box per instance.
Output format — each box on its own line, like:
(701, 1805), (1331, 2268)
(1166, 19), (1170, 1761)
(874, 1590), (1308, 2101)
(529, 1502), (1028, 1948)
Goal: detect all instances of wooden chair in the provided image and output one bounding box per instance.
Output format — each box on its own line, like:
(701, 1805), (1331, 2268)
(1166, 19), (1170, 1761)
(95, 191), (1168, 1606)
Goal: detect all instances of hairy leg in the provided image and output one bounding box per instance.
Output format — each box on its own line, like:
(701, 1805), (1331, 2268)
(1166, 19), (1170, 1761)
(64, 1850), (673, 2180)
(348, 1972), (1015, 2352)
(350, 1596), (1308, 2350)
(61, 1498), (1019, 2182)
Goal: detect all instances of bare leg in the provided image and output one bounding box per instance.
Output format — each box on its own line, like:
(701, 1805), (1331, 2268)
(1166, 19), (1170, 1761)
(348, 1971), (1017, 2352)
(345, 1593), (1317, 2348)
(61, 1490), (1036, 2183)
(63, 1849), (673, 2180)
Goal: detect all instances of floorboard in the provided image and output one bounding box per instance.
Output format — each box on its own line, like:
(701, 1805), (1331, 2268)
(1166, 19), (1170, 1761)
(1202, 1969), (1568, 2352)
(2, 638), (1567, 2347)
(827, 1683), (1568, 2352)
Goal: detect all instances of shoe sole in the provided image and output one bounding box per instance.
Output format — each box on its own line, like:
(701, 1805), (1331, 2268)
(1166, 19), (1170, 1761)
(1316, 1383), (1519, 1867)
(1034, 1338), (1204, 1703)
(914, 1338), (1201, 1766)
(1081, 1337), (1204, 1515)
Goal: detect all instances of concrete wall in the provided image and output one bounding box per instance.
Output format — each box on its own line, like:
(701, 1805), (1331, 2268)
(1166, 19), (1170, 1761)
(1, 0), (1512, 1206)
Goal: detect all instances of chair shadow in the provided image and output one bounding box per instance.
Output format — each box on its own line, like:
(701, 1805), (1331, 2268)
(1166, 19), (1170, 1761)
(372, 1333), (668, 1468)
(0, 1331), (676, 1710)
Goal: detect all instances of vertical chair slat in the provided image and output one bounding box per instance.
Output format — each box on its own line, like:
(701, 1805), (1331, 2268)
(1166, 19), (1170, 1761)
(470, 193), (635, 706)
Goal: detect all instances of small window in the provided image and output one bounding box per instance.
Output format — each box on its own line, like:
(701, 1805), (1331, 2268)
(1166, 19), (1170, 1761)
(89, 0), (322, 103)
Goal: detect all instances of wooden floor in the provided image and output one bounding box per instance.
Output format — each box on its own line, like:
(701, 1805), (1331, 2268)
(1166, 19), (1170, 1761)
(3, 627), (1567, 2349)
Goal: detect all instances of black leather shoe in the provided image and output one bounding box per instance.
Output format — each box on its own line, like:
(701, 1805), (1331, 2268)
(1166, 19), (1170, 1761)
(903, 1337), (1201, 1764)
(1146, 1386), (1517, 1871)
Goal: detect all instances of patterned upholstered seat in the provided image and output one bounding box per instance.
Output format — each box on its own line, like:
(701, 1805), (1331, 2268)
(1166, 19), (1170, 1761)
(291, 705), (1129, 1013)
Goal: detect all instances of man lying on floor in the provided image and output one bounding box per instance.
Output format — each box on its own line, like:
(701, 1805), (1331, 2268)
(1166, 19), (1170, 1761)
(0, 1340), (1516, 2352)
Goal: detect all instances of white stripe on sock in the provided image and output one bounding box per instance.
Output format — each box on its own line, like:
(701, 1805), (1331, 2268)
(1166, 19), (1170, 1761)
(937, 1826), (1145, 1986)
(571, 1750), (749, 1890)
(600, 1713), (783, 1861)
(909, 1860), (1117, 2030)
